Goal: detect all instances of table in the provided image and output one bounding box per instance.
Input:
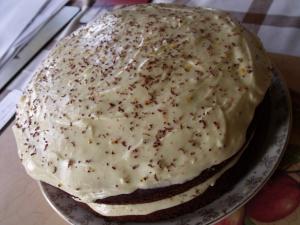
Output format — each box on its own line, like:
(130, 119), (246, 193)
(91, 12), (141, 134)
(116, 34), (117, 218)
(1, 1), (300, 225)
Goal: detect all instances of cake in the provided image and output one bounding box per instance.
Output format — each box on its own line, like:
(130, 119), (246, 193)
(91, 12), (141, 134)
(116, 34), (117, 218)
(13, 3), (272, 222)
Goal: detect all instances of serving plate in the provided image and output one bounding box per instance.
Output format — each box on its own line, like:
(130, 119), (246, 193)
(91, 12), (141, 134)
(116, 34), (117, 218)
(39, 69), (292, 225)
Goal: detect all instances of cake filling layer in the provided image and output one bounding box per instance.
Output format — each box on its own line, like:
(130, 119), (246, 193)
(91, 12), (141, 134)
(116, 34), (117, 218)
(88, 150), (242, 216)
(96, 149), (239, 204)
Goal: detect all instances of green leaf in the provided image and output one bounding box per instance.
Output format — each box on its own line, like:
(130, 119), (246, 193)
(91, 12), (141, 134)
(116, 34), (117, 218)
(280, 144), (300, 168)
(244, 217), (256, 225)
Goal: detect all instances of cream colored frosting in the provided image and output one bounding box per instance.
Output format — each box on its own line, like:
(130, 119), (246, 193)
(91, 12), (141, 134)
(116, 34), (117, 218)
(88, 150), (241, 216)
(13, 3), (272, 205)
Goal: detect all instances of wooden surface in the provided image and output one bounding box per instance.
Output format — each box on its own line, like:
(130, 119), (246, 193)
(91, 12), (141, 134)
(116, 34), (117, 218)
(269, 53), (300, 93)
(0, 123), (67, 225)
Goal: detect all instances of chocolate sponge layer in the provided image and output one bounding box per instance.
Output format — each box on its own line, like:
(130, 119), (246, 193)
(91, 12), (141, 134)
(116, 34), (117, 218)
(96, 151), (241, 205)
